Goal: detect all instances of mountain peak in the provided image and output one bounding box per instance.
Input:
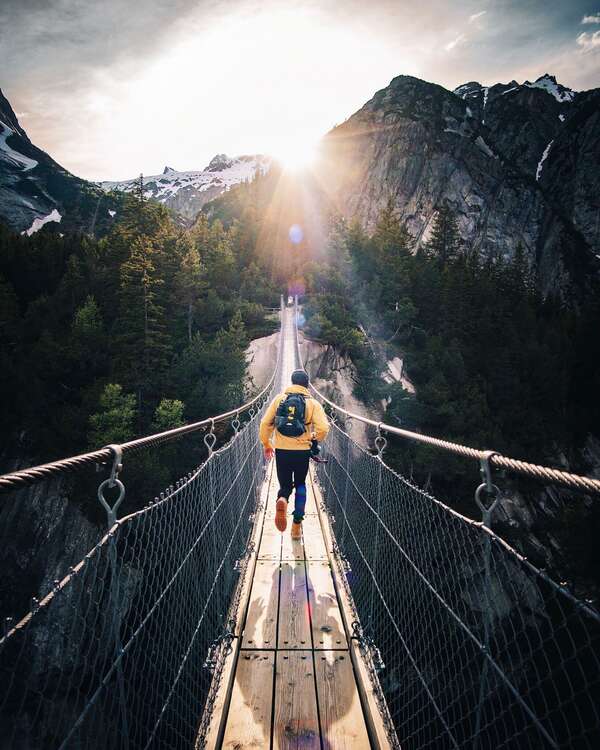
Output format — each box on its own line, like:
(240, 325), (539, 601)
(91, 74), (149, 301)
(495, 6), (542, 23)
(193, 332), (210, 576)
(524, 74), (575, 103)
(0, 88), (27, 138)
(206, 153), (234, 172)
(163, 165), (176, 174)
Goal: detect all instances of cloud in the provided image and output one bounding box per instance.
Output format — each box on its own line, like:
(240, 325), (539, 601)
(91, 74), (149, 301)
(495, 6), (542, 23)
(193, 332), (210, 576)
(576, 30), (600, 50)
(581, 13), (600, 24)
(445, 33), (466, 51)
(469, 10), (487, 23)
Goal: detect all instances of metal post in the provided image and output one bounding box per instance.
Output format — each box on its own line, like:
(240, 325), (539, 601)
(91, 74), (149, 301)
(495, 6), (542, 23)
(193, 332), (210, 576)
(97, 445), (129, 746)
(473, 451), (500, 747)
(368, 427), (387, 631)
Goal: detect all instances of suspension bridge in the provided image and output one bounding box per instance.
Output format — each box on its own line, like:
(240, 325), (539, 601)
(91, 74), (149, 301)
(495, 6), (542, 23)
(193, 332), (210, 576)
(0, 299), (599, 749)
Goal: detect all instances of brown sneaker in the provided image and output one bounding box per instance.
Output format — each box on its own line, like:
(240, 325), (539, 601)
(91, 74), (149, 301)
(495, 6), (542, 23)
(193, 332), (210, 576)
(275, 498), (288, 532)
(291, 521), (302, 540)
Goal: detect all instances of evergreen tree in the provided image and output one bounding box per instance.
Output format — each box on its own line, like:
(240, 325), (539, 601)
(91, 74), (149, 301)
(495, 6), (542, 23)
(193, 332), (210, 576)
(116, 236), (170, 407)
(174, 245), (206, 343)
(88, 383), (137, 446)
(426, 204), (461, 266)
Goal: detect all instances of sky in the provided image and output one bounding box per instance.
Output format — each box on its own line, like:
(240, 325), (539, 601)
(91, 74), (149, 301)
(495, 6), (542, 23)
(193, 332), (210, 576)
(1, 0), (599, 181)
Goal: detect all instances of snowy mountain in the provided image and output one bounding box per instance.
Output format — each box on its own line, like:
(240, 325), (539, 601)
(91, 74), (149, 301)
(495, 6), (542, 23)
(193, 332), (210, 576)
(316, 72), (600, 296)
(100, 154), (271, 222)
(0, 88), (121, 236)
(451, 74), (578, 178)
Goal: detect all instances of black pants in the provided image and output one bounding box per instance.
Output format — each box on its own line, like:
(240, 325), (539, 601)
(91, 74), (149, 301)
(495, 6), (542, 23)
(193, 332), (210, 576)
(275, 449), (310, 522)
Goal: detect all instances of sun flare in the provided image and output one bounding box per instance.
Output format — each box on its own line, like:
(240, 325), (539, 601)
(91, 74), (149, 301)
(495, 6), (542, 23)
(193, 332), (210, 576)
(273, 138), (320, 172)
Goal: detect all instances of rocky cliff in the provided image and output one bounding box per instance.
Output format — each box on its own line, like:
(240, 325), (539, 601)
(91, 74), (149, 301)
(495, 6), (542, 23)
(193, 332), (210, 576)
(316, 74), (600, 296)
(0, 89), (121, 237)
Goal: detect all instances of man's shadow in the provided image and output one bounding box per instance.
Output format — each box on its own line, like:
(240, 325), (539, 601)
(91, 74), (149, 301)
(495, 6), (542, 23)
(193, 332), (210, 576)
(236, 556), (355, 747)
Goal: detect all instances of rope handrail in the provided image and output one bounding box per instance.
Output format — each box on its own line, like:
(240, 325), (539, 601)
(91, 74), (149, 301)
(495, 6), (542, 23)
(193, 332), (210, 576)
(293, 298), (600, 494)
(0, 313), (283, 494)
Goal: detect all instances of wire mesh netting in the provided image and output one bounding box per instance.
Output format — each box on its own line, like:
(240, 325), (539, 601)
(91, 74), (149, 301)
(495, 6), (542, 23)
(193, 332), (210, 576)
(314, 421), (600, 750)
(0, 399), (273, 750)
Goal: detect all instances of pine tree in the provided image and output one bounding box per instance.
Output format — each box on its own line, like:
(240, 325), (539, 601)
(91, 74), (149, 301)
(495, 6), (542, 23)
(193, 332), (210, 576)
(174, 245), (206, 343)
(116, 236), (170, 407)
(426, 204), (461, 266)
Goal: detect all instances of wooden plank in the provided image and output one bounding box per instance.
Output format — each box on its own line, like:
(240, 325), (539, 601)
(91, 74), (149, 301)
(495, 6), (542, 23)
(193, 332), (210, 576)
(242, 560), (280, 649)
(304, 485), (318, 514)
(306, 560), (348, 650)
(302, 514), (329, 560)
(273, 652), (320, 749)
(309, 469), (394, 750)
(258, 524), (282, 560)
(316, 651), (371, 749)
(278, 561), (311, 649)
(198, 461), (275, 748)
(222, 651), (275, 749)
(281, 527), (305, 561)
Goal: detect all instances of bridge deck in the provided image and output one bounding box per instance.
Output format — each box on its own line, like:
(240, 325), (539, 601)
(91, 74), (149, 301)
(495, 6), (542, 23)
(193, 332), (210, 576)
(212, 462), (376, 749)
(201, 305), (389, 748)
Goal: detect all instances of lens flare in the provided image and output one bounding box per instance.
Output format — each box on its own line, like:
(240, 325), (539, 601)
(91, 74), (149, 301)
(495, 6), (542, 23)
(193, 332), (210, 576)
(289, 224), (304, 244)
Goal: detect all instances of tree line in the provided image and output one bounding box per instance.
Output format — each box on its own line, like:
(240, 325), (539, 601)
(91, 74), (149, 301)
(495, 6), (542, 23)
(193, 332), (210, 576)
(0, 193), (280, 508)
(299, 202), (600, 588)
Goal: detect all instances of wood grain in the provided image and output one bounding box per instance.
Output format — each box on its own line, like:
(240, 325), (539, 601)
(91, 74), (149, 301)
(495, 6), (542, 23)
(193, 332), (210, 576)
(306, 560), (348, 650)
(222, 651), (275, 749)
(273, 652), (320, 749)
(257, 524), (282, 560)
(316, 651), (371, 749)
(242, 560), (280, 649)
(302, 514), (329, 560)
(281, 528), (306, 561)
(278, 561), (311, 649)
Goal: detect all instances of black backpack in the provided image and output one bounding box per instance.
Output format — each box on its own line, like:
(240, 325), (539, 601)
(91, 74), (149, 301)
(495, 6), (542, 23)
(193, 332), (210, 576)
(275, 393), (307, 437)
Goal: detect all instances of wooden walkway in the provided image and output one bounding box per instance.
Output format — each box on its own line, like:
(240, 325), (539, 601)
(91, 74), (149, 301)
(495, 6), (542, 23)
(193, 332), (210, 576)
(203, 460), (388, 749)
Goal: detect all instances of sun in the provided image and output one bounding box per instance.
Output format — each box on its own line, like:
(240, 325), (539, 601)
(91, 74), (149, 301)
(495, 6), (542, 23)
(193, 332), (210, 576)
(273, 138), (320, 172)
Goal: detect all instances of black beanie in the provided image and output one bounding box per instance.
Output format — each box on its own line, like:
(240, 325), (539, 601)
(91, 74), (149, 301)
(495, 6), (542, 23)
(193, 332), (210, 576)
(291, 369), (309, 387)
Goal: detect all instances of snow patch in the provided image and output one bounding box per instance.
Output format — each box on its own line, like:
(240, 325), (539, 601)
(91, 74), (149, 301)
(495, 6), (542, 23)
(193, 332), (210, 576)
(101, 155), (271, 205)
(22, 209), (62, 236)
(0, 120), (38, 171)
(108, 209), (116, 217)
(525, 75), (575, 103)
(536, 140), (554, 181)
(558, 114), (565, 122)
(482, 87), (489, 123)
(500, 86), (519, 96)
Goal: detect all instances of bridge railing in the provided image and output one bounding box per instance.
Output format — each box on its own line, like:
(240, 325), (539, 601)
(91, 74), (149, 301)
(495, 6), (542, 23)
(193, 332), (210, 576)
(0, 305), (283, 749)
(293, 297), (600, 748)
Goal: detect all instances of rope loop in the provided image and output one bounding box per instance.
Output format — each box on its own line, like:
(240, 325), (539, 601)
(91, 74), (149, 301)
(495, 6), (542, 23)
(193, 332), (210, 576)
(231, 412), (241, 434)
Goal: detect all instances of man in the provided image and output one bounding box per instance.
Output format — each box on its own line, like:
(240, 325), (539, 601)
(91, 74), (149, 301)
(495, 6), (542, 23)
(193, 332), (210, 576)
(259, 369), (329, 539)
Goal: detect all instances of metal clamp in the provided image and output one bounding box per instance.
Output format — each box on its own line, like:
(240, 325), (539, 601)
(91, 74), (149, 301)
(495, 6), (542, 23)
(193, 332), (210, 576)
(97, 444), (125, 526)
(475, 450), (500, 527)
(204, 419), (216, 455)
(374, 424), (388, 458)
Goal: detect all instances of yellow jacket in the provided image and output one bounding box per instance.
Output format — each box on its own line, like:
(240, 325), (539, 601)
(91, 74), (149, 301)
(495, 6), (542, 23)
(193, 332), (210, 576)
(259, 385), (330, 451)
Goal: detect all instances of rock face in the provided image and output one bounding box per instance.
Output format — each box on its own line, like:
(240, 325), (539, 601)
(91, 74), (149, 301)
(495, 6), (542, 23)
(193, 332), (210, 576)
(298, 332), (382, 447)
(317, 74), (600, 296)
(0, 88), (121, 236)
(101, 154), (271, 223)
